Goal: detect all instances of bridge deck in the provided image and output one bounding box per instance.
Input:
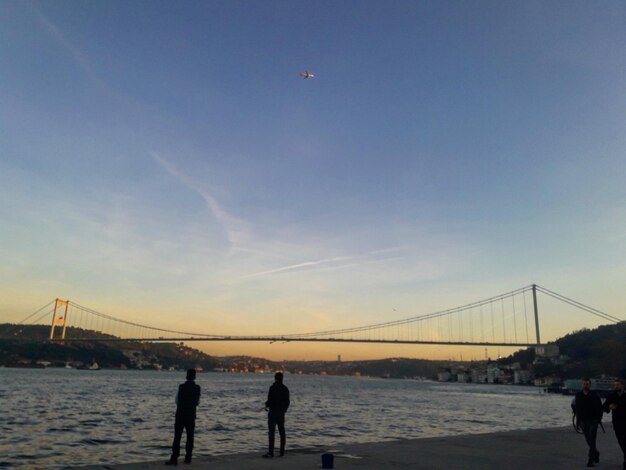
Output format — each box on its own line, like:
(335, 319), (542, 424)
(53, 337), (541, 347)
(82, 425), (624, 469)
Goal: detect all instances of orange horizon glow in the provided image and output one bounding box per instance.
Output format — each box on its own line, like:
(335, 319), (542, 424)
(2, 280), (622, 363)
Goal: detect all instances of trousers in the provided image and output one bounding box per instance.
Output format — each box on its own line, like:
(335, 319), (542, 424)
(614, 422), (626, 461)
(172, 416), (196, 460)
(581, 420), (600, 460)
(268, 411), (286, 456)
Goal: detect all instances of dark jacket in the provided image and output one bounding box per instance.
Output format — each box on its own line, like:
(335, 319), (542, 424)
(573, 390), (603, 422)
(603, 391), (626, 425)
(265, 382), (290, 414)
(176, 380), (201, 419)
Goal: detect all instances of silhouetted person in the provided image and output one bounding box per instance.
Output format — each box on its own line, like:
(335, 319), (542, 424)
(603, 378), (626, 470)
(572, 378), (603, 467)
(263, 372), (290, 458)
(166, 369), (201, 466)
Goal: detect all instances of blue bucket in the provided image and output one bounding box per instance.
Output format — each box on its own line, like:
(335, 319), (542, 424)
(321, 453), (334, 469)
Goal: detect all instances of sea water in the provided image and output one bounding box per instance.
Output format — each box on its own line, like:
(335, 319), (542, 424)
(0, 368), (572, 467)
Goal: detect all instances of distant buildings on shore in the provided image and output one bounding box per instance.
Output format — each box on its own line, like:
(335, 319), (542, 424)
(3, 341), (617, 390)
(437, 362), (535, 385)
(435, 344), (569, 386)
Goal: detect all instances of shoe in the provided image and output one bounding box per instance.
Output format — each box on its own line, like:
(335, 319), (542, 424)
(165, 459), (178, 466)
(586, 459), (595, 467)
(262, 453), (274, 458)
(279, 452), (285, 457)
(183, 457), (191, 464)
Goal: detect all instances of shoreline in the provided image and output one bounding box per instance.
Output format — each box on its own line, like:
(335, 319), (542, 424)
(82, 425), (624, 469)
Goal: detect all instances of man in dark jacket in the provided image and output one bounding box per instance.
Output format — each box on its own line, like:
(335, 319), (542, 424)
(603, 378), (626, 470)
(572, 378), (603, 467)
(263, 372), (290, 458)
(166, 369), (201, 465)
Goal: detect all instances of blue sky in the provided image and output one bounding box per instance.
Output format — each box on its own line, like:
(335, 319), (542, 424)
(1, 1), (625, 359)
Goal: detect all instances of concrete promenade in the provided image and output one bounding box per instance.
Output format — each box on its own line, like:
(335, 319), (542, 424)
(87, 425), (624, 469)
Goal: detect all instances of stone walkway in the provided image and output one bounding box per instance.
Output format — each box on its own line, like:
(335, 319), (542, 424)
(84, 425), (624, 469)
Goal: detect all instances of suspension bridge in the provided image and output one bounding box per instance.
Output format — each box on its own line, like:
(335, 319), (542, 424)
(3, 284), (622, 348)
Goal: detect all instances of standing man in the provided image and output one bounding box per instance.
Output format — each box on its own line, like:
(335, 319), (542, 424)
(166, 369), (201, 466)
(603, 378), (626, 470)
(263, 372), (290, 458)
(572, 378), (603, 467)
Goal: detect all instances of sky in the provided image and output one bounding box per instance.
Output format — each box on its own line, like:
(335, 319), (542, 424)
(1, 0), (625, 361)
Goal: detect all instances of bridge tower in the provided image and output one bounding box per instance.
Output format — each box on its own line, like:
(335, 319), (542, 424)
(49, 299), (70, 341)
(532, 284), (541, 345)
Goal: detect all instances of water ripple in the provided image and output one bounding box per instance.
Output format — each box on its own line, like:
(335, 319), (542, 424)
(0, 369), (572, 468)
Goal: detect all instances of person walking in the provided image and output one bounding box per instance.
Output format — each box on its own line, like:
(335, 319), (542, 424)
(263, 372), (290, 458)
(603, 378), (626, 470)
(166, 369), (201, 466)
(572, 378), (603, 467)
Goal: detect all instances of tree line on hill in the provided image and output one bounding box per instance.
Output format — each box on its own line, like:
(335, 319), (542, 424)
(553, 322), (626, 378)
(0, 324), (221, 370)
(1, 322), (624, 378)
(499, 322), (626, 379)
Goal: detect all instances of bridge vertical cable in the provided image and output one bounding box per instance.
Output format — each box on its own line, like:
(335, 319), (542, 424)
(8, 284), (619, 346)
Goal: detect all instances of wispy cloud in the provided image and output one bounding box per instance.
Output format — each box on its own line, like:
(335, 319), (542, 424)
(149, 151), (247, 247)
(26, 2), (105, 88)
(242, 247), (408, 279)
(243, 255), (352, 278)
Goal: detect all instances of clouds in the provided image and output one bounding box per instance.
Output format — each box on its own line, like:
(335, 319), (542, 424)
(28, 3), (93, 76)
(242, 247), (406, 279)
(25, 1), (112, 94)
(149, 151), (240, 244)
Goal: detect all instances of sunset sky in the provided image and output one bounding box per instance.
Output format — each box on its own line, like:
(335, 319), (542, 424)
(1, 1), (624, 360)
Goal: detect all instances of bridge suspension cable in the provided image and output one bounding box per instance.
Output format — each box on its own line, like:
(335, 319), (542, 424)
(43, 285), (543, 346)
(3, 284), (622, 346)
(14, 300), (56, 325)
(68, 301), (225, 339)
(280, 285), (535, 339)
(534, 285), (622, 324)
(2, 300), (56, 338)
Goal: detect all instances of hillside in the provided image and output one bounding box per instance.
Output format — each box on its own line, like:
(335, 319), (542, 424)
(0, 324), (220, 370)
(499, 322), (626, 379)
(1, 322), (624, 378)
(554, 322), (626, 378)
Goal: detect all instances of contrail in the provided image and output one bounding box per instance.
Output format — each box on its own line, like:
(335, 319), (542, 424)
(149, 151), (246, 246)
(243, 247), (408, 279)
(243, 255), (352, 278)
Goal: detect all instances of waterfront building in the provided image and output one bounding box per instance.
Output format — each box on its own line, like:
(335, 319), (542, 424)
(535, 345), (559, 358)
(471, 368), (488, 384)
(487, 366), (502, 384)
(534, 376), (562, 387)
(514, 370), (533, 385)
(437, 371), (451, 382)
(457, 372), (470, 383)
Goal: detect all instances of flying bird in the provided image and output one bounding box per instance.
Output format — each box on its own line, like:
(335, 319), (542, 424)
(299, 71), (315, 79)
